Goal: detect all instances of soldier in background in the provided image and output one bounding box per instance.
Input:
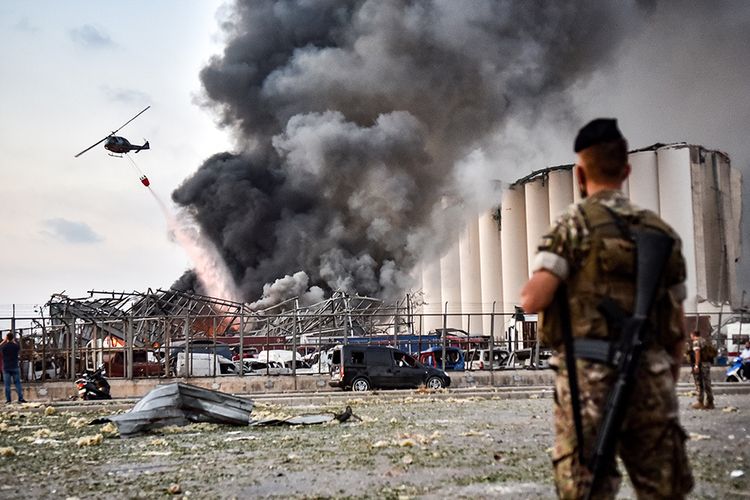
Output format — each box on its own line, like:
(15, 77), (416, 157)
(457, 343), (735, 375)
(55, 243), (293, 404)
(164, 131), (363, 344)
(521, 118), (693, 498)
(689, 330), (714, 409)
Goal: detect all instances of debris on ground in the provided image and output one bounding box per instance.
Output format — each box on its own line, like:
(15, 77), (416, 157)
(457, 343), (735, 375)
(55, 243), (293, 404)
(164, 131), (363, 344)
(0, 394), (746, 498)
(100, 422), (118, 437)
(93, 382), (361, 436)
(67, 417), (89, 429)
(333, 405), (361, 423)
(33, 428), (63, 439)
(167, 483), (181, 495)
(730, 470), (745, 479)
(398, 437), (417, 447)
(44, 406), (57, 416)
(250, 414), (334, 426)
(93, 383), (254, 437)
(690, 432), (711, 441)
(461, 430), (488, 438)
(0, 422), (20, 432)
(76, 434), (103, 447)
(250, 405), (360, 427)
(0, 446), (16, 457)
(723, 406), (739, 413)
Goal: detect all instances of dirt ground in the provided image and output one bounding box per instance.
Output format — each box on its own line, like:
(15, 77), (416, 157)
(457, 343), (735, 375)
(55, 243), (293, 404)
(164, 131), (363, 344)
(0, 390), (747, 499)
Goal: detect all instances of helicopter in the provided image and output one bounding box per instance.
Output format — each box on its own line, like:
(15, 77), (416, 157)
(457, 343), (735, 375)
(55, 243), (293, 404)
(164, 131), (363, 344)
(74, 106), (151, 158)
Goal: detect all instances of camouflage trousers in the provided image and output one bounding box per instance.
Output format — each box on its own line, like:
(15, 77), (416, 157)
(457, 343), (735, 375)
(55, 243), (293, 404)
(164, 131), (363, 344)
(551, 349), (693, 499)
(692, 362), (713, 405)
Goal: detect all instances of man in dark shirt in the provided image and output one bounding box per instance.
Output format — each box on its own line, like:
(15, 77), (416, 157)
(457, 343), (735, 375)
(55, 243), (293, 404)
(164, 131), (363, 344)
(0, 332), (26, 403)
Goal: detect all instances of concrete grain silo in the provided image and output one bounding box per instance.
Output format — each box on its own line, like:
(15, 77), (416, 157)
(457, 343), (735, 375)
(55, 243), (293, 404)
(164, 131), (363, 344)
(459, 216), (483, 314)
(547, 168), (574, 222)
(419, 142), (742, 334)
(500, 186), (528, 315)
(478, 210), (503, 334)
(524, 177), (551, 277)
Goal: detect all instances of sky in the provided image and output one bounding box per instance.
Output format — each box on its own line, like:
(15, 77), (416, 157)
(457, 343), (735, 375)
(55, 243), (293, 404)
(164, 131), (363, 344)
(1, 1), (748, 311)
(0, 1), (232, 306)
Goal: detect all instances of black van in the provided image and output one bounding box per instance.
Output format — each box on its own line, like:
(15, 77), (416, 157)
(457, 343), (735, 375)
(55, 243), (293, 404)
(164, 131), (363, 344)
(329, 345), (451, 391)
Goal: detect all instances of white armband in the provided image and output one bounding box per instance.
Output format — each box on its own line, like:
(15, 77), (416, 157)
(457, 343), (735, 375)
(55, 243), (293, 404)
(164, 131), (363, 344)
(531, 251), (569, 280)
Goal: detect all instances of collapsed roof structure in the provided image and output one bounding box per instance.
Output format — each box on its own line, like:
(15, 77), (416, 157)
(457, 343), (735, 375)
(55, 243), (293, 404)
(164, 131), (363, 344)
(43, 289), (413, 349)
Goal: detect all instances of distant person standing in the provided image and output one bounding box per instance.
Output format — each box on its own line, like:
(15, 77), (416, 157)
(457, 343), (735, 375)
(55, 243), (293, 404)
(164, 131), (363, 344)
(740, 340), (750, 362)
(689, 330), (713, 410)
(739, 341), (750, 379)
(0, 332), (26, 403)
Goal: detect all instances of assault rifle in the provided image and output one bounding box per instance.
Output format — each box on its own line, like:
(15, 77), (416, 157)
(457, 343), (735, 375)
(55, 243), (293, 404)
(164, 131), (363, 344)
(583, 228), (674, 499)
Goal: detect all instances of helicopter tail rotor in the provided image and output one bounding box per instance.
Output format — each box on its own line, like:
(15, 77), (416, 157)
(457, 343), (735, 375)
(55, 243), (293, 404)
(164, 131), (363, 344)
(135, 140), (150, 153)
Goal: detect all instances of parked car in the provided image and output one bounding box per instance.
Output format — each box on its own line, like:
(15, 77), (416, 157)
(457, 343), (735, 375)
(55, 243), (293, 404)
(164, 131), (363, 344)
(105, 351), (164, 378)
(465, 349), (510, 370)
(176, 352), (238, 377)
(329, 345), (450, 391)
(22, 359), (60, 381)
(418, 346), (465, 371)
(166, 340), (234, 361)
(504, 347), (553, 369)
(236, 359), (291, 376)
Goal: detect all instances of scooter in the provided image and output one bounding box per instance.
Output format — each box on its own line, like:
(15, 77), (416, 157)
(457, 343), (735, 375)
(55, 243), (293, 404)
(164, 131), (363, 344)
(725, 357), (749, 382)
(75, 364), (112, 400)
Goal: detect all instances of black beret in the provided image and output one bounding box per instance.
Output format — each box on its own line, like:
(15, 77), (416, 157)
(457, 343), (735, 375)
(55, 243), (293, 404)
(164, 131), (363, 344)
(574, 118), (624, 153)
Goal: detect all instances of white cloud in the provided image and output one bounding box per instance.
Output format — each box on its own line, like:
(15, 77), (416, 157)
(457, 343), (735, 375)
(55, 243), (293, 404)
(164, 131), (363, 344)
(69, 24), (115, 49)
(40, 218), (103, 244)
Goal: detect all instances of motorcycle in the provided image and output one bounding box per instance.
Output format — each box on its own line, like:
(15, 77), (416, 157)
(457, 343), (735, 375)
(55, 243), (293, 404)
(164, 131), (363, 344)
(725, 357), (749, 382)
(75, 364), (112, 400)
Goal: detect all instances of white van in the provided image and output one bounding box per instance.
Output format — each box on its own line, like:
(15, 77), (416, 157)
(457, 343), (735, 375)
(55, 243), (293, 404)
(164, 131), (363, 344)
(176, 352), (238, 377)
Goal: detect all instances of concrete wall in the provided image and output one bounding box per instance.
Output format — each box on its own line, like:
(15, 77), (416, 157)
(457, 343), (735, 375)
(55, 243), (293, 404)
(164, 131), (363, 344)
(20, 366), (731, 402)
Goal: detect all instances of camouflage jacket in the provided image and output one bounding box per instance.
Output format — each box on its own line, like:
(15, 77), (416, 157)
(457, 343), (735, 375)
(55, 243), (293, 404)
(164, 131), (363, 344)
(535, 189), (687, 350)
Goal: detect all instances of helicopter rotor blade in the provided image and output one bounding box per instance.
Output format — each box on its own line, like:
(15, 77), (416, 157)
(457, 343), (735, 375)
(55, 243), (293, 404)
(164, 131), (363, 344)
(111, 105), (151, 135)
(74, 134), (112, 158)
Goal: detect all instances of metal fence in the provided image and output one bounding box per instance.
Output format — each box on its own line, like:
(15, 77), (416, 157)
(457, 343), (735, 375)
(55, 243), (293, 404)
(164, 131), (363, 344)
(0, 294), (745, 383)
(0, 308), (544, 382)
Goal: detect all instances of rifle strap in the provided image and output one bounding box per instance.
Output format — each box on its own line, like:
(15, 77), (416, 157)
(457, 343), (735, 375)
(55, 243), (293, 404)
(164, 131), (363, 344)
(573, 338), (617, 366)
(557, 285), (586, 466)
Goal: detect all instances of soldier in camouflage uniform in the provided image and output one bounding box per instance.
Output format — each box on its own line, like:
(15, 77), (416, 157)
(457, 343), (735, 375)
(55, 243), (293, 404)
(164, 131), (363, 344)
(689, 330), (714, 409)
(521, 119), (693, 499)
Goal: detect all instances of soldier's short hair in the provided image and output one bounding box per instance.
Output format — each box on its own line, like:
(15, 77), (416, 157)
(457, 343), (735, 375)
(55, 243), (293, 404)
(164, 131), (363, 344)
(578, 138), (628, 183)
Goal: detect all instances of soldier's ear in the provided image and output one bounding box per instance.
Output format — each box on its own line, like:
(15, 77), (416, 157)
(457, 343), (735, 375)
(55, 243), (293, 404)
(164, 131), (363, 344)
(622, 163), (631, 182)
(575, 165), (588, 198)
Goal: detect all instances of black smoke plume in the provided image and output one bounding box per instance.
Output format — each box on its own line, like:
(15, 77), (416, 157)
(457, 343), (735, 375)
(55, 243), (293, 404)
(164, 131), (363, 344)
(171, 1), (661, 304)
